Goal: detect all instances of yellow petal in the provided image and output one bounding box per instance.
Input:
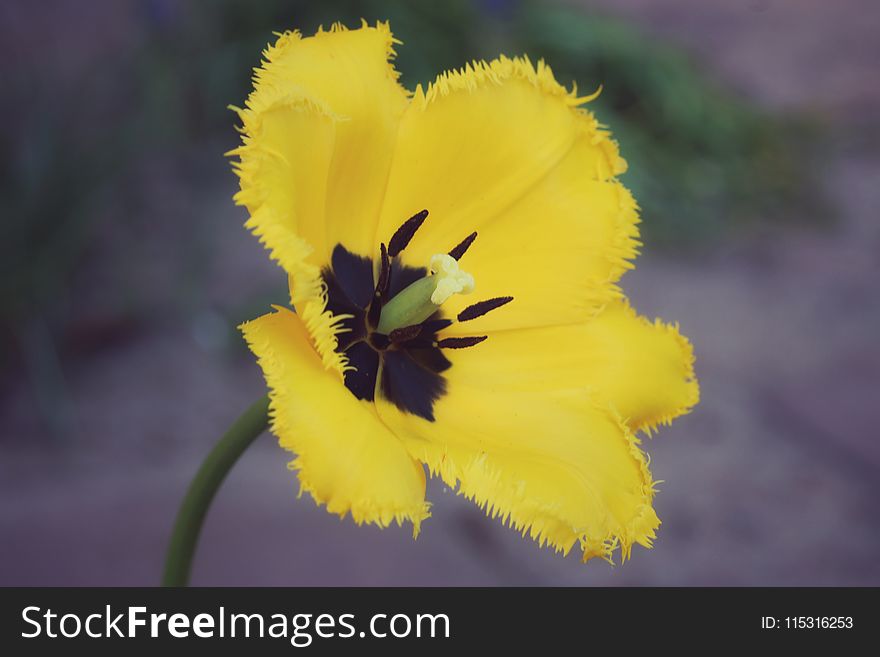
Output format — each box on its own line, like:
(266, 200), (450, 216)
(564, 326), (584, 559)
(443, 300), (699, 433)
(230, 89), (336, 273)
(241, 307), (430, 533)
(231, 22), (408, 377)
(376, 380), (659, 562)
(250, 22), (408, 262)
(232, 93), (350, 376)
(375, 56), (637, 331)
(582, 301), (699, 433)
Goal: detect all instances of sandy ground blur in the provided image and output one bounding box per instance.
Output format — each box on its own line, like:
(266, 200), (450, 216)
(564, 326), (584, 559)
(1, 0), (878, 585)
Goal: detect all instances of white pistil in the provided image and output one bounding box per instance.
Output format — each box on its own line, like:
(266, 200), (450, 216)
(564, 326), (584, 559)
(429, 253), (475, 304)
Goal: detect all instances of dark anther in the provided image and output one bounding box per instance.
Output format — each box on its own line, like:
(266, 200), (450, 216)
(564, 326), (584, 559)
(377, 242), (391, 296)
(367, 243), (391, 328)
(421, 318), (453, 333)
(367, 293), (382, 328)
(436, 335), (488, 349)
(389, 324), (422, 343)
(388, 209), (429, 257)
(448, 231), (477, 260)
(458, 296), (514, 322)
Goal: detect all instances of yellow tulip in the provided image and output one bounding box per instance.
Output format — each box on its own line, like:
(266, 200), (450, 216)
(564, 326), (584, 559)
(230, 22), (698, 564)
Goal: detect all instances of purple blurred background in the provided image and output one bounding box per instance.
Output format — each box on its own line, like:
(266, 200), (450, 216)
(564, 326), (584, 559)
(1, 0), (878, 585)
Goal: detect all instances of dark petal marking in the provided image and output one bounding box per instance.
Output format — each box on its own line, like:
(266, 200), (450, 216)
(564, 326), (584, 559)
(389, 324), (422, 343)
(342, 341), (380, 401)
(321, 269), (366, 350)
(388, 209), (429, 258)
(405, 346), (452, 374)
(369, 333), (390, 350)
(331, 245), (375, 309)
(387, 265), (427, 298)
(333, 321), (365, 353)
(457, 296), (514, 322)
(367, 294), (382, 329)
(323, 242), (460, 419)
(448, 231), (477, 260)
(436, 336), (488, 349)
(400, 336), (436, 349)
(381, 350), (446, 421)
(322, 269), (362, 317)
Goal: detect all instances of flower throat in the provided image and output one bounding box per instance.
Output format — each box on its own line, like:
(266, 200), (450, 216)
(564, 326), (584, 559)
(320, 210), (513, 421)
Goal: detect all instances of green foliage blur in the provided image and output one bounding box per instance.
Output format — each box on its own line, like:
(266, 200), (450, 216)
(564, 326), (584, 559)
(1, 0), (823, 335)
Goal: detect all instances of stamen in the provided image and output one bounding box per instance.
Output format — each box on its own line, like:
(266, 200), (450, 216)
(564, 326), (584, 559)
(389, 324), (422, 343)
(377, 242), (391, 296)
(448, 231), (477, 260)
(421, 318), (453, 333)
(436, 336), (487, 349)
(367, 243), (391, 328)
(458, 296), (513, 322)
(388, 209), (429, 257)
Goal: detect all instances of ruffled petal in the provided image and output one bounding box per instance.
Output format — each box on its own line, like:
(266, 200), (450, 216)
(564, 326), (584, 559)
(254, 22), (408, 260)
(230, 88), (336, 274)
(376, 380), (659, 562)
(442, 300), (699, 434)
(241, 307), (430, 534)
(375, 56), (637, 331)
(231, 22), (408, 377)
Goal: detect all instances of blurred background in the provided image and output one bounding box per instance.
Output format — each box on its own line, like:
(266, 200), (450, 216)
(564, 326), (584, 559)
(1, 0), (878, 586)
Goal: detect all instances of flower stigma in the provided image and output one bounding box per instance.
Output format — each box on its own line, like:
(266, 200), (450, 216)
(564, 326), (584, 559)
(376, 254), (475, 334)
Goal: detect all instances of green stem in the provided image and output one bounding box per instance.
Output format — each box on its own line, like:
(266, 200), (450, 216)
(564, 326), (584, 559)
(161, 395), (270, 586)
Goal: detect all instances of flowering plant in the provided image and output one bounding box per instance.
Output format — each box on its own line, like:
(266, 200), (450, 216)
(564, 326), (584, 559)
(163, 22), (698, 585)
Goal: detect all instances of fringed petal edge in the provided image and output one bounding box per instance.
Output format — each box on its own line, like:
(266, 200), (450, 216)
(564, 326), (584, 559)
(406, 401), (661, 564)
(633, 314), (700, 436)
(412, 54), (628, 180)
(240, 309), (430, 535)
(229, 88), (352, 379)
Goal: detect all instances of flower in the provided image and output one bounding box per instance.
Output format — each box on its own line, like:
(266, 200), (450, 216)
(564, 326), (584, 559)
(231, 22), (698, 563)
